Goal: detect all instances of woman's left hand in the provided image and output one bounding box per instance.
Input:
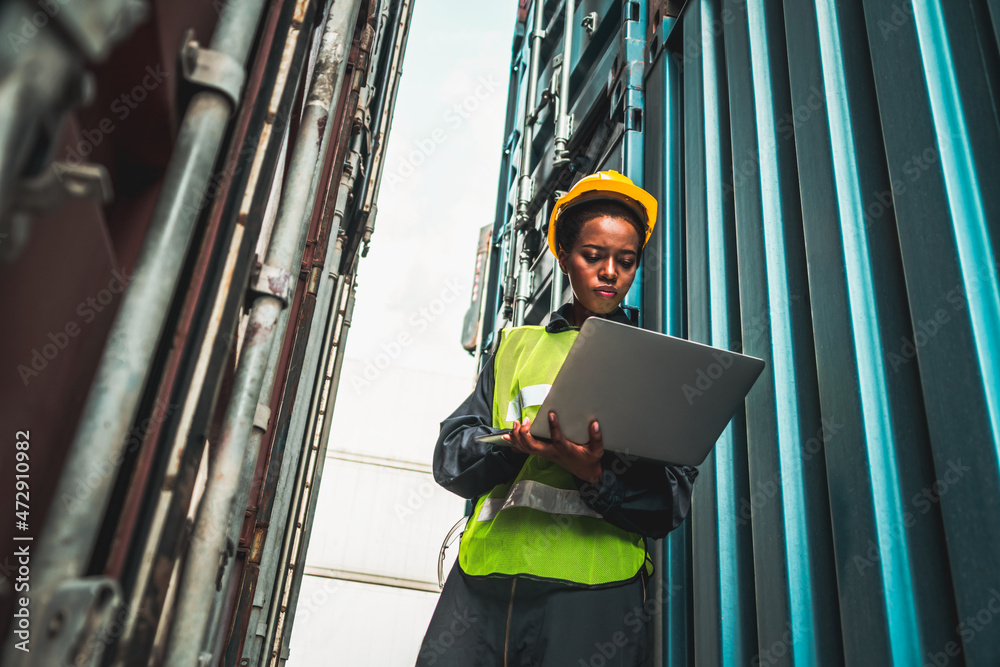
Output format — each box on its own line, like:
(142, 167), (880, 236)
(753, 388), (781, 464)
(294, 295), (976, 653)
(503, 411), (603, 484)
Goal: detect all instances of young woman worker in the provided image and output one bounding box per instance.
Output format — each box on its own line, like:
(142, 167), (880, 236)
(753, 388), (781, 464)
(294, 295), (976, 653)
(416, 171), (698, 667)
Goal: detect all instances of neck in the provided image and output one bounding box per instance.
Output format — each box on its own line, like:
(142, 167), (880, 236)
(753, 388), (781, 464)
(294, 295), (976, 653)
(565, 299), (614, 328)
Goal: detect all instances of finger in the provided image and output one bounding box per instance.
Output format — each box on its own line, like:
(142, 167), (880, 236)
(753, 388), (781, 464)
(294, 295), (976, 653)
(510, 420), (534, 453)
(547, 411), (564, 442)
(507, 429), (527, 452)
(588, 420), (603, 449)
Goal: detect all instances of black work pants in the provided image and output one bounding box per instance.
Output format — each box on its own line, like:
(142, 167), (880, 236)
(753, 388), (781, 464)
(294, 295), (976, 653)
(416, 562), (653, 667)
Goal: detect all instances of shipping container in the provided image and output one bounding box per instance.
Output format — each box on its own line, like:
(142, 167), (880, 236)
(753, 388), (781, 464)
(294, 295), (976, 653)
(0, 0), (413, 664)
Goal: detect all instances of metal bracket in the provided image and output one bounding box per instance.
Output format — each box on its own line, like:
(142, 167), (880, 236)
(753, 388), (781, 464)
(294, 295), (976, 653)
(253, 403), (271, 432)
(250, 263), (294, 306)
(1, 162), (114, 262)
(582, 12), (598, 37)
(33, 577), (122, 667)
(12, 162), (113, 214)
(179, 29), (245, 114)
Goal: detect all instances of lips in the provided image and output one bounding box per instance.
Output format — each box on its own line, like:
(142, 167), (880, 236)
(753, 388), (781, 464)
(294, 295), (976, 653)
(594, 287), (617, 298)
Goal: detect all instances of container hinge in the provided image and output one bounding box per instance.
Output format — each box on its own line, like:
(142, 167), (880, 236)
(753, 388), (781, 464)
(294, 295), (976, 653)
(179, 28), (245, 114)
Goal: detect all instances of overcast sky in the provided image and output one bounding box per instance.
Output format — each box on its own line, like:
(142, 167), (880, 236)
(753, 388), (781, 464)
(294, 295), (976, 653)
(291, 6), (523, 663)
(328, 0), (514, 465)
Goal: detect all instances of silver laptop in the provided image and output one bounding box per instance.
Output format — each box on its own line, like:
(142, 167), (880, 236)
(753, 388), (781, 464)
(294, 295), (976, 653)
(476, 317), (765, 466)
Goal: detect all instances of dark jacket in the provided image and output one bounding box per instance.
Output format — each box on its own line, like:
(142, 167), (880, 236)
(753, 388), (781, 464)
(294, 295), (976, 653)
(432, 303), (698, 540)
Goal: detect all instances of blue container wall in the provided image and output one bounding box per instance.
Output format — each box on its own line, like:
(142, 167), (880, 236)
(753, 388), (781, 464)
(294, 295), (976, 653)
(643, 0), (1000, 664)
(486, 0), (1000, 664)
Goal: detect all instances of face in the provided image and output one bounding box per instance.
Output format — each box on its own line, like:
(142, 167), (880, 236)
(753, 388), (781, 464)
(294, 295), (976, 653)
(557, 215), (641, 323)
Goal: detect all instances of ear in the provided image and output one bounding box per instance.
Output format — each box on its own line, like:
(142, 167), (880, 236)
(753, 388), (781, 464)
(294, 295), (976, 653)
(556, 248), (568, 274)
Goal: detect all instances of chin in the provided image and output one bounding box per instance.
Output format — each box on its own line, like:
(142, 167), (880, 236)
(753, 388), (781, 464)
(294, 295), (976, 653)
(585, 301), (620, 315)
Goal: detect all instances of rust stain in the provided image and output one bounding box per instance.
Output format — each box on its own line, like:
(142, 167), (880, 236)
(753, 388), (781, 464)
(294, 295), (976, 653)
(293, 0), (309, 23)
(246, 318), (274, 346)
(267, 271), (290, 299)
(251, 526), (266, 561)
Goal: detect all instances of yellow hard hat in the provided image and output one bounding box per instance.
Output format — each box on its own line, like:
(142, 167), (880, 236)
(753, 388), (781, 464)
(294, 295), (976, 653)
(547, 170), (658, 257)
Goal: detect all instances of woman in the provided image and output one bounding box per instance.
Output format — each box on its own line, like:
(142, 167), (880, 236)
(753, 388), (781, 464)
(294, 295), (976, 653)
(417, 171), (698, 667)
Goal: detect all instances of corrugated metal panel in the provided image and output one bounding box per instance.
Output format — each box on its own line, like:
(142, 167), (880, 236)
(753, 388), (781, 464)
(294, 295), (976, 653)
(645, 0), (1000, 663)
(488, 0), (1000, 663)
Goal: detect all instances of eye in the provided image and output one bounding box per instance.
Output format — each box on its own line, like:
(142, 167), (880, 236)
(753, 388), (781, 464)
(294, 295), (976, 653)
(584, 255), (601, 263)
(620, 260), (635, 269)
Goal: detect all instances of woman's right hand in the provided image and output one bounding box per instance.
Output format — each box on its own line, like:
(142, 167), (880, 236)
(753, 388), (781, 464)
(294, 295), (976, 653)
(503, 412), (604, 484)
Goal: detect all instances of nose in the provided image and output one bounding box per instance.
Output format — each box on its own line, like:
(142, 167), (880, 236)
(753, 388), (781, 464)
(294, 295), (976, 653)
(599, 258), (617, 281)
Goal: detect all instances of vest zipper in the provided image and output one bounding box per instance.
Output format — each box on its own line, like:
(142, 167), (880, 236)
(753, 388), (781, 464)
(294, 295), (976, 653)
(641, 569), (647, 606)
(504, 578), (517, 667)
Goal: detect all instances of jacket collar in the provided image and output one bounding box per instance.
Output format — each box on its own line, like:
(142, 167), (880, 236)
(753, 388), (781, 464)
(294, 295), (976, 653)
(544, 301), (635, 333)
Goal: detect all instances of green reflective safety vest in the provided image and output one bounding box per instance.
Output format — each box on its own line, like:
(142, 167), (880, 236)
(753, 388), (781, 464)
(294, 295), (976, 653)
(458, 324), (646, 586)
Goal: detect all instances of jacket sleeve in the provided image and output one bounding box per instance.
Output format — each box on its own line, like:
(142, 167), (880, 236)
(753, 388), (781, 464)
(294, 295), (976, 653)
(433, 351), (529, 499)
(574, 454), (699, 540)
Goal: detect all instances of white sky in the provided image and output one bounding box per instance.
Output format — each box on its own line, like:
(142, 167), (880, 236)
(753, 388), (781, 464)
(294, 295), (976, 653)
(328, 0), (515, 466)
(289, 3), (515, 664)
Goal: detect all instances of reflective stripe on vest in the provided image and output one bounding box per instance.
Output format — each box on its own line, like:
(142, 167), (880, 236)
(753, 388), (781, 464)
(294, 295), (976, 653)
(459, 325), (645, 586)
(477, 479), (603, 521)
(504, 384), (553, 422)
